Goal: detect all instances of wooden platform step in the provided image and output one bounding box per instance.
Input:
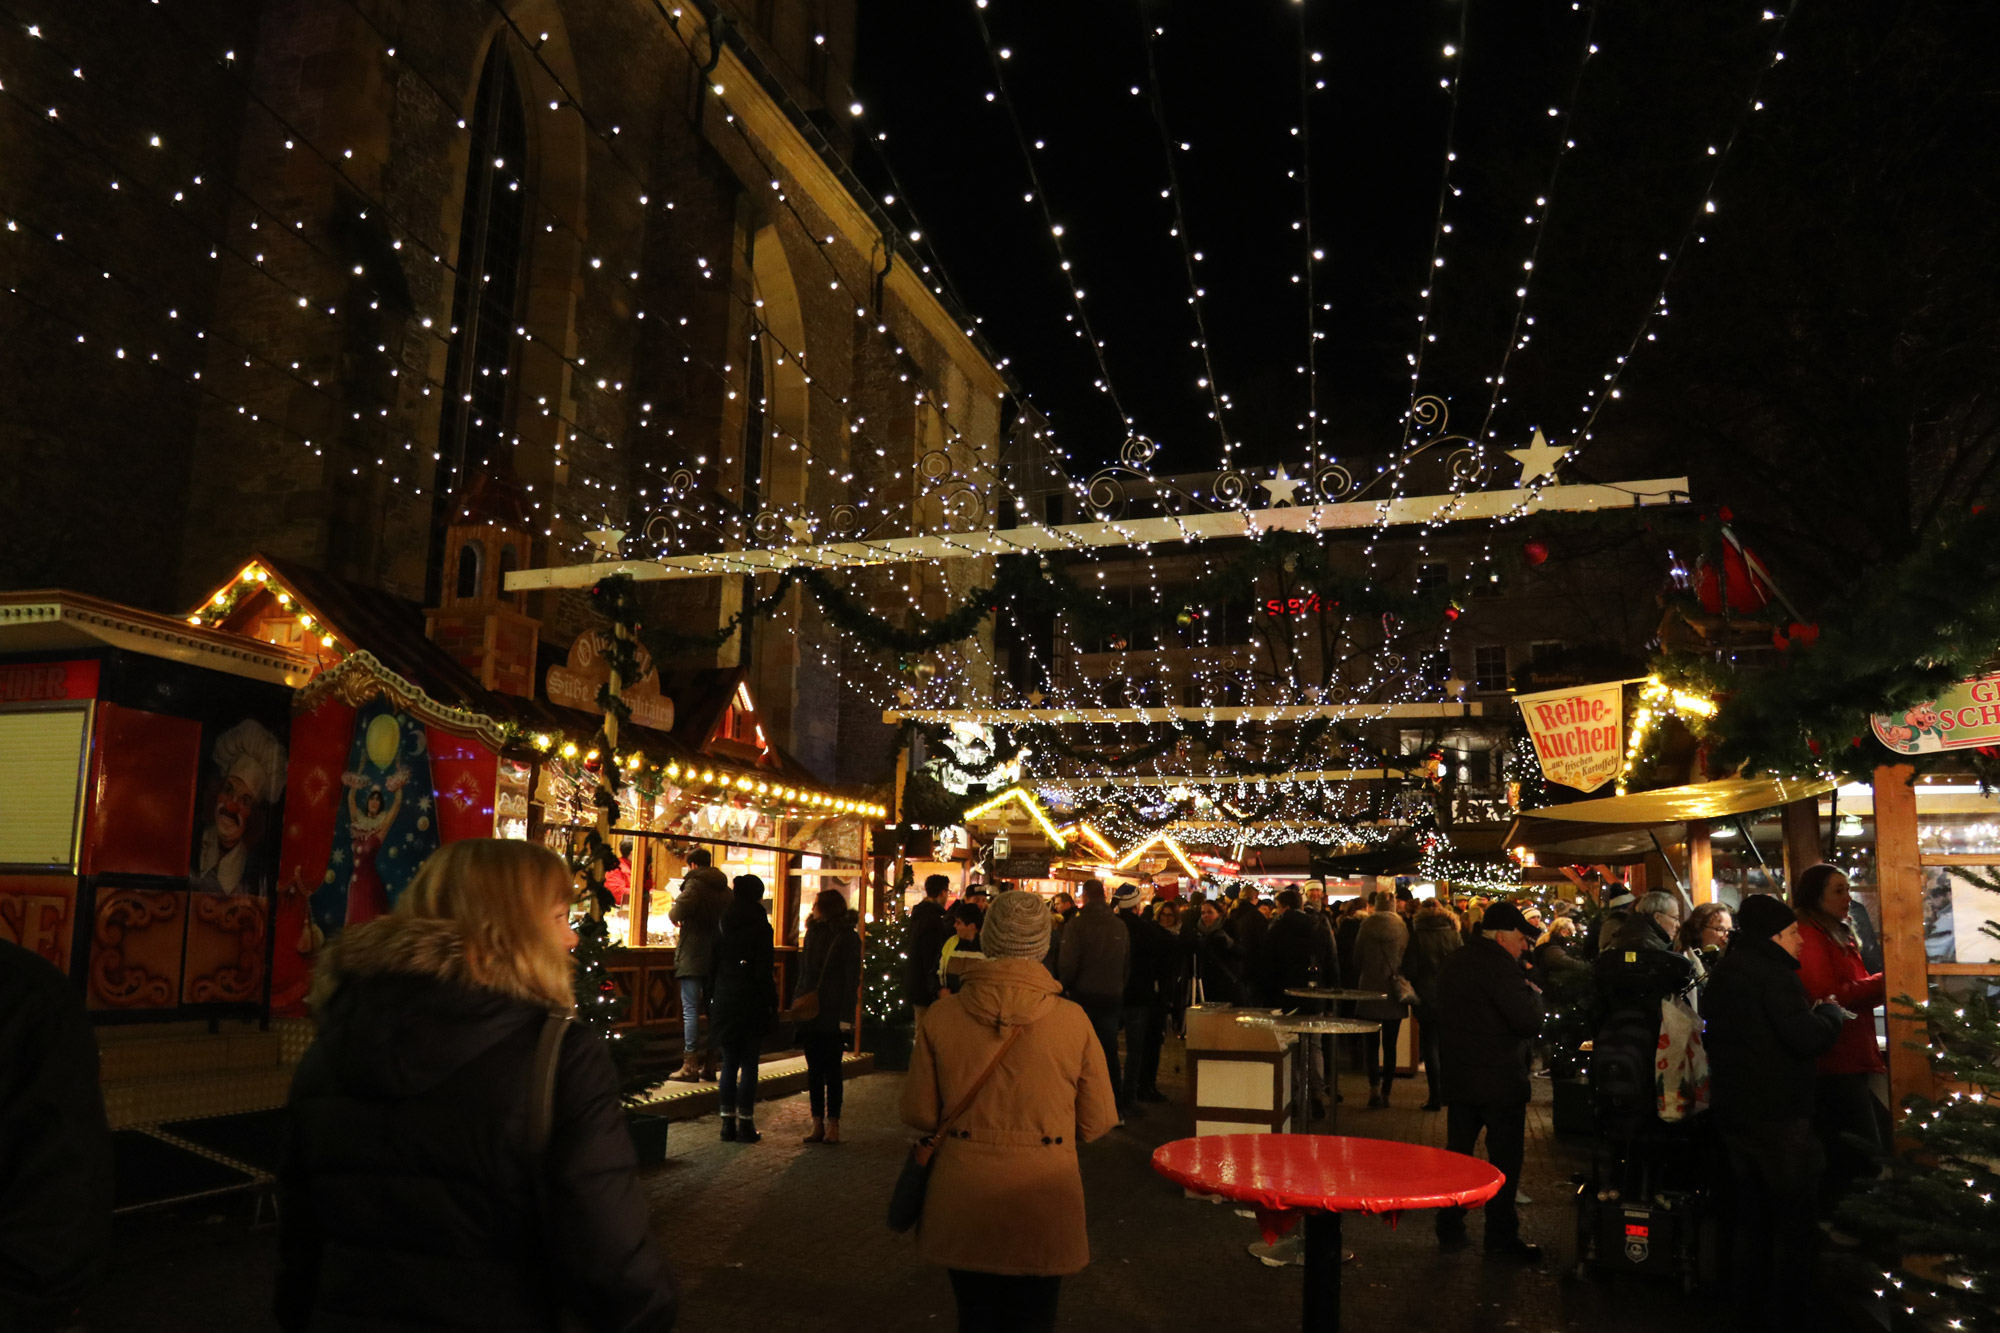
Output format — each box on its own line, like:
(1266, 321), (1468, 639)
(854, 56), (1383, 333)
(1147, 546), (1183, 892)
(629, 1052), (875, 1122)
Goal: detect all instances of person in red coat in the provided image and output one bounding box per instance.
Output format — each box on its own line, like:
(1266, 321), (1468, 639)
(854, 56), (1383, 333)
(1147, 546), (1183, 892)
(1790, 863), (1888, 1208)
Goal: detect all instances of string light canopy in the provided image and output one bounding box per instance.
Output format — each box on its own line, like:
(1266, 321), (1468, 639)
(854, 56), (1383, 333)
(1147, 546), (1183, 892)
(961, 785), (1069, 848)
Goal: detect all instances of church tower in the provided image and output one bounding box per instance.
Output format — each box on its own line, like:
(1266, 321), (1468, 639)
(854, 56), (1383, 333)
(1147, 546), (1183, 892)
(423, 470), (540, 698)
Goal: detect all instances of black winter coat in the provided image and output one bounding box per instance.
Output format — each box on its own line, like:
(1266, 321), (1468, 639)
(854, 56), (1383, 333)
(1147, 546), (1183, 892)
(1267, 909), (1339, 996)
(1434, 934), (1544, 1106)
(1193, 921), (1248, 1005)
(277, 918), (674, 1333)
(0, 939), (110, 1333)
(795, 918), (859, 1035)
(1119, 910), (1179, 1006)
(710, 901), (777, 1048)
(1702, 935), (1844, 1126)
(1401, 915), (1462, 1010)
(902, 899), (952, 1007)
(1226, 903), (1273, 1005)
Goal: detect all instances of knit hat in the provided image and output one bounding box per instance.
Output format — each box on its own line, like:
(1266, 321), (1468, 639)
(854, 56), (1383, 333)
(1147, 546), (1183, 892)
(1110, 884), (1142, 911)
(981, 890), (1053, 960)
(1480, 901), (1534, 935)
(1603, 888), (1637, 910)
(1735, 893), (1796, 941)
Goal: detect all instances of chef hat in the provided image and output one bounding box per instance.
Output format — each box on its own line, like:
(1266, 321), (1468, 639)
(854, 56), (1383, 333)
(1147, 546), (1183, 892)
(212, 719), (287, 805)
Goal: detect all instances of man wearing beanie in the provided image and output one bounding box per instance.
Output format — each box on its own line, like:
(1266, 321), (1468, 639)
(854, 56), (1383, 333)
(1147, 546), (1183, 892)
(1701, 893), (1844, 1331)
(900, 891), (1117, 1329)
(1058, 880), (1132, 1121)
(1432, 900), (1544, 1262)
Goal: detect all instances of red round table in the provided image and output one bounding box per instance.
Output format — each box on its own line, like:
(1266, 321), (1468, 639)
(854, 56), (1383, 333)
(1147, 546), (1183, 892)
(1152, 1134), (1504, 1332)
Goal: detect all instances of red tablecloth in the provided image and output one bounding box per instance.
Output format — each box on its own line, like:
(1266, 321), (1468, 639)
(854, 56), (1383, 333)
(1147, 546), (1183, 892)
(1152, 1134), (1505, 1243)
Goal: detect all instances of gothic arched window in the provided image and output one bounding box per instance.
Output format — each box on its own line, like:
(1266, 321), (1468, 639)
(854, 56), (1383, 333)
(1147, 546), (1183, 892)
(427, 42), (530, 602)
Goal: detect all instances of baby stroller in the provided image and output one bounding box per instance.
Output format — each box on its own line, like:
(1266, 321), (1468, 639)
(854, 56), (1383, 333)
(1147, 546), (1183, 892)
(1571, 947), (1721, 1292)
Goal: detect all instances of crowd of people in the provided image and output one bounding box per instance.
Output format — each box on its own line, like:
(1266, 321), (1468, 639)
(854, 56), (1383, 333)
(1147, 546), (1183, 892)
(0, 839), (1887, 1333)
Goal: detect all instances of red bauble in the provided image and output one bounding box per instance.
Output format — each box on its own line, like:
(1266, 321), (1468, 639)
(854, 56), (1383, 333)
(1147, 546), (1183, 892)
(1522, 538), (1550, 566)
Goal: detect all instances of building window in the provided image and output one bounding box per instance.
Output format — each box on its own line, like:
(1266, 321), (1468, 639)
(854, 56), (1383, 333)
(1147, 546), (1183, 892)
(1415, 561), (1448, 594)
(427, 42), (531, 602)
(1473, 645), (1508, 694)
(454, 542), (482, 600)
(1530, 640), (1566, 668)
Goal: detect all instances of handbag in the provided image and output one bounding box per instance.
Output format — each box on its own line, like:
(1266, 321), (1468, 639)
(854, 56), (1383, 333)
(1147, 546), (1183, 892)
(1390, 973), (1419, 1006)
(784, 989), (820, 1022)
(887, 1021), (1031, 1233)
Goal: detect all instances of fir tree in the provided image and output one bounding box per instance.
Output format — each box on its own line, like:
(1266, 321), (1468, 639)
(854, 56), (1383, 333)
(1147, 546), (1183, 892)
(1844, 984), (2000, 1329)
(570, 911), (636, 1089)
(863, 866), (916, 1027)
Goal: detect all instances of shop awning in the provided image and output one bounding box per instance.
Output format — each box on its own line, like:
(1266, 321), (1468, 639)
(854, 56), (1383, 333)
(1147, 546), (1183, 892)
(1505, 775), (1836, 864)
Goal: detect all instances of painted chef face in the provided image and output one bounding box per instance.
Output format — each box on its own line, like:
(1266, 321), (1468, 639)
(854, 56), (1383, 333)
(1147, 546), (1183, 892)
(212, 774), (259, 850)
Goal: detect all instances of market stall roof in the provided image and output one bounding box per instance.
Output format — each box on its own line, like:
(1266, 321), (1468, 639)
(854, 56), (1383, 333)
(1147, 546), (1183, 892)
(1505, 775), (1837, 864)
(0, 589), (315, 686)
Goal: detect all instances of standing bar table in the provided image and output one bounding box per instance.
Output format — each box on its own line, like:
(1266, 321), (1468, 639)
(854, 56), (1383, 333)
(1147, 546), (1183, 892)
(1281, 988), (1386, 1130)
(1153, 1134), (1504, 1332)
(1237, 1014), (1378, 1267)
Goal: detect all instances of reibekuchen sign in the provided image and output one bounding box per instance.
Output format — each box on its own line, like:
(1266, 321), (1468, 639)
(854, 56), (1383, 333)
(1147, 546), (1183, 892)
(1873, 672), (2000, 754)
(1516, 681), (1625, 793)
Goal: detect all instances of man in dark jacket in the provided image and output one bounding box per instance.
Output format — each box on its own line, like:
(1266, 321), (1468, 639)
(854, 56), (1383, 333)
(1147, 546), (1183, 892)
(1702, 894), (1844, 1331)
(904, 873), (954, 1030)
(1226, 889), (1274, 1005)
(0, 939), (110, 1333)
(1433, 901), (1544, 1261)
(1058, 879), (1131, 1117)
(1268, 888), (1339, 994)
(667, 850), (731, 1081)
(1117, 885), (1178, 1108)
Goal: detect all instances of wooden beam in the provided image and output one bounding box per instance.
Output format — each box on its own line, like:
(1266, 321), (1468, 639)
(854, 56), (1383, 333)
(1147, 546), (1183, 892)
(885, 703), (1486, 726)
(1780, 796), (1824, 885)
(1687, 819), (1714, 905)
(504, 478), (1692, 590)
(1874, 764), (1931, 1117)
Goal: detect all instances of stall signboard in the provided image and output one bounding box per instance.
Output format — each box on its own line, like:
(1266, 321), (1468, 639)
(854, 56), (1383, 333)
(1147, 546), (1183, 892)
(0, 659), (99, 703)
(1873, 673), (2000, 754)
(545, 631), (674, 732)
(1516, 681), (1624, 793)
(992, 855), (1052, 880)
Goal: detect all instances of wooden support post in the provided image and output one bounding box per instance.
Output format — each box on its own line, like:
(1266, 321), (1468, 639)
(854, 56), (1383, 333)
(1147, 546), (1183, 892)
(1687, 820), (1713, 905)
(1874, 764), (1931, 1116)
(1781, 797), (1824, 886)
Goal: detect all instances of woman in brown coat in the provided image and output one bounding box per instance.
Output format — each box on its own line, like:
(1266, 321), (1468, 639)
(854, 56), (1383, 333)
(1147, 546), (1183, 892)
(900, 889), (1118, 1333)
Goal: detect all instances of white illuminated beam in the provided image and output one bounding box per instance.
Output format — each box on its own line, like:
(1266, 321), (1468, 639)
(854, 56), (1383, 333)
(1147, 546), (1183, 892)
(883, 703), (1483, 725)
(1043, 768), (1425, 788)
(503, 478), (1691, 590)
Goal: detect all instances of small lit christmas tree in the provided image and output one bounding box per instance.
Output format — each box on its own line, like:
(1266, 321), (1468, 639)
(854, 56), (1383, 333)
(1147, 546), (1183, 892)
(570, 907), (637, 1089)
(1843, 986), (2000, 1328)
(863, 865), (916, 1028)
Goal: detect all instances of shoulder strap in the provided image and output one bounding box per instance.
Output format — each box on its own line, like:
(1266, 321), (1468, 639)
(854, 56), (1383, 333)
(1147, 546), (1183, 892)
(931, 1021), (1030, 1140)
(527, 1012), (572, 1154)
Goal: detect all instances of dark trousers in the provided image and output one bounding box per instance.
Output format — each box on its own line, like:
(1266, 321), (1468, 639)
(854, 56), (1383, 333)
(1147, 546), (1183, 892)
(1077, 996), (1122, 1108)
(717, 1039), (758, 1117)
(1366, 1017), (1404, 1092)
(802, 1031), (846, 1120)
(1720, 1118), (1824, 1331)
(1120, 1002), (1157, 1107)
(1416, 1008), (1444, 1104)
(1812, 1072), (1885, 1211)
(1436, 1101), (1526, 1247)
(1137, 997), (1168, 1092)
(948, 1269), (1061, 1333)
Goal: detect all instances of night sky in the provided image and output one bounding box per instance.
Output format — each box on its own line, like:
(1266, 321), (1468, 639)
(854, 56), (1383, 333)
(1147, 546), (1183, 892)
(853, 0), (1777, 482)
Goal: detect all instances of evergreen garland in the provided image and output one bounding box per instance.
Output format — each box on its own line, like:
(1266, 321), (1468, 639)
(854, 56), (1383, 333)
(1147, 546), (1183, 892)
(1657, 507), (2000, 782)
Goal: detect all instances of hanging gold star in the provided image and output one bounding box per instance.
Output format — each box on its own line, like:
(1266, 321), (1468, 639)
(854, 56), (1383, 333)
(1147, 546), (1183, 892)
(1506, 429), (1568, 486)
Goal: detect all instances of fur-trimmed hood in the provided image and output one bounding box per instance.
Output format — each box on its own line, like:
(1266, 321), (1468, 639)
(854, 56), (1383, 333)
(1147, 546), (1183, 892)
(306, 916), (562, 1103)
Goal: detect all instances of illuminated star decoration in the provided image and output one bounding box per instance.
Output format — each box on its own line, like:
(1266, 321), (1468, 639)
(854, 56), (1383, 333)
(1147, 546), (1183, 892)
(785, 517), (814, 542)
(1506, 428), (1569, 486)
(1259, 465), (1303, 507)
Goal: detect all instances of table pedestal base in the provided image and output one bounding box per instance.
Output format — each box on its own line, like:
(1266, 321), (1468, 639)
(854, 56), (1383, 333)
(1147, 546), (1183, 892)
(1247, 1233), (1355, 1268)
(1302, 1212), (1343, 1332)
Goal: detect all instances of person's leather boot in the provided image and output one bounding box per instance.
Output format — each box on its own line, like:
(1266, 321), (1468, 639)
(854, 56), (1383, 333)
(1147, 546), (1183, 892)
(823, 1118), (842, 1145)
(803, 1117), (826, 1144)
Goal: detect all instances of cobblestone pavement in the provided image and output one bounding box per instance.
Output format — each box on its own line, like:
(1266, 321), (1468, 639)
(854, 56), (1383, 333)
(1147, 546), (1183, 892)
(89, 1045), (1713, 1332)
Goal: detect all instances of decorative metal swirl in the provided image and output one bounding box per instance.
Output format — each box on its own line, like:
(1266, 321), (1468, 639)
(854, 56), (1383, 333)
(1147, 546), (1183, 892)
(1211, 470), (1248, 507)
(1121, 434), (1158, 467)
(826, 504), (869, 539)
(1085, 468), (1130, 519)
(1314, 464), (1355, 500)
(936, 484), (988, 528)
(750, 511), (791, 545)
(1447, 446), (1490, 485)
(917, 449), (957, 483)
(1409, 394), (1449, 433)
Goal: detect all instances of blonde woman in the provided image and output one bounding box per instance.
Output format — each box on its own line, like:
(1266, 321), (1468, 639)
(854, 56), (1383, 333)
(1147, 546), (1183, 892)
(276, 839), (676, 1333)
